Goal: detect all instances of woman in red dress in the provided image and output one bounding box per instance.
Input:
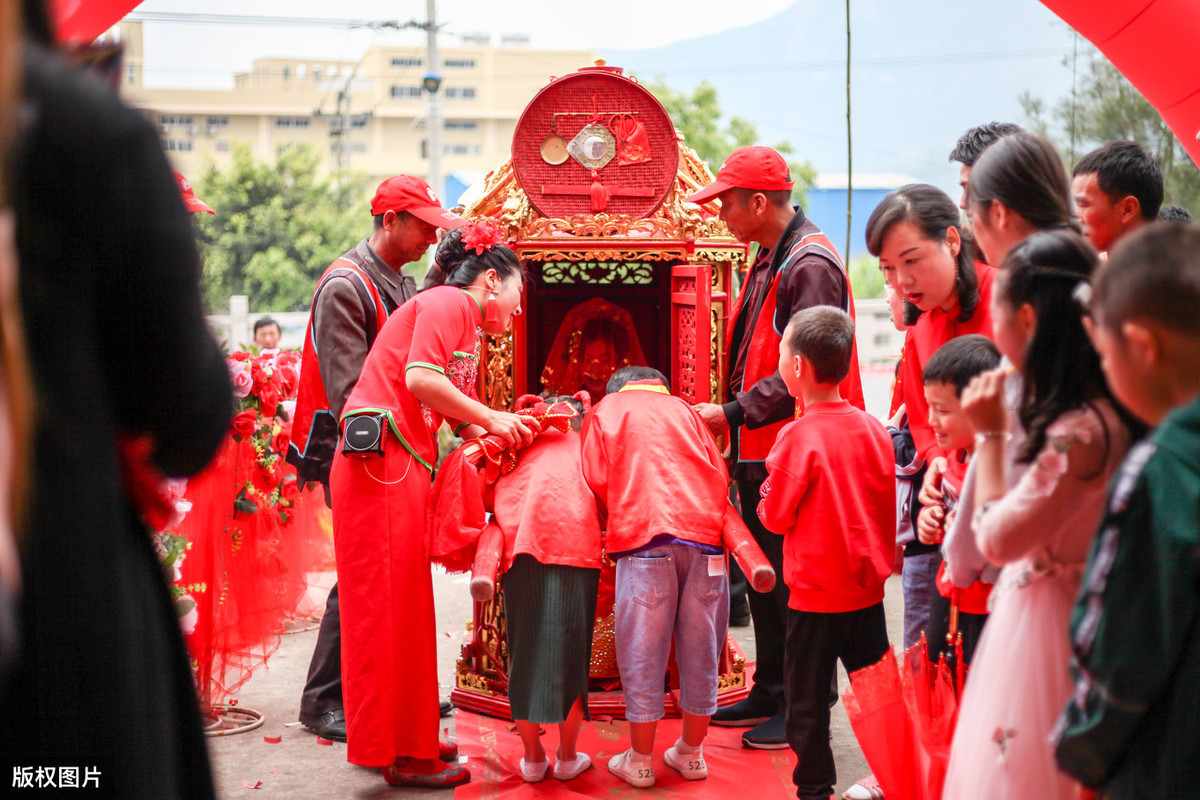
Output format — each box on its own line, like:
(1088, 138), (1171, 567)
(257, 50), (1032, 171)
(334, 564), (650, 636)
(331, 224), (538, 787)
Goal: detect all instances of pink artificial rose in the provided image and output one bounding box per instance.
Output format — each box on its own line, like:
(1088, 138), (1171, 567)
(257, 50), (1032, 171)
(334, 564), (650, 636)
(229, 363), (253, 398)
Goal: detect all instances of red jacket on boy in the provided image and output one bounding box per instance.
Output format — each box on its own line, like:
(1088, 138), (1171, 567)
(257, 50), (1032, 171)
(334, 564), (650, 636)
(581, 380), (728, 555)
(489, 427), (603, 571)
(758, 400), (896, 613)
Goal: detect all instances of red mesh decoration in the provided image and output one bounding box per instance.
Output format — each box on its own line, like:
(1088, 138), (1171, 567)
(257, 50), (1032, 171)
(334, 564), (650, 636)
(512, 64), (679, 219)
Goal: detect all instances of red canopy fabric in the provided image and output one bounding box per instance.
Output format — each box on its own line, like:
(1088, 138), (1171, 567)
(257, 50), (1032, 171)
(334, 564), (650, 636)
(51, 0), (143, 44)
(1041, 0), (1200, 168)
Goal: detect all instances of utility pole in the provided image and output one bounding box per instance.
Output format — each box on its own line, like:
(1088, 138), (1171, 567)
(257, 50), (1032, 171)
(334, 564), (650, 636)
(315, 74), (371, 191)
(425, 0), (443, 202)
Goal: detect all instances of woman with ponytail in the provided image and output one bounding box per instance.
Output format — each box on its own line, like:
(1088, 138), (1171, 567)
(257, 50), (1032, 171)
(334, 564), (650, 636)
(966, 131), (1076, 267)
(331, 221), (538, 788)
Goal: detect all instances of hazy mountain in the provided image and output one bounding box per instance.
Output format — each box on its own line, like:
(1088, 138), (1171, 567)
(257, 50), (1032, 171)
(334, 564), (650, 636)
(608, 0), (1079, 195)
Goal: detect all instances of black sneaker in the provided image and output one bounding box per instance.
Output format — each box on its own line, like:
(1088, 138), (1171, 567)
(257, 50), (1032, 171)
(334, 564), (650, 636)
(741, 714), (788, 750)
(710, 697), (776, 727)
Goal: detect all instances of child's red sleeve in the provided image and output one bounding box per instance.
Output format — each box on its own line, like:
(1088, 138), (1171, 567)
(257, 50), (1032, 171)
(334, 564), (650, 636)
(757, 438), (809, 536)
(579, 413), (609, 524)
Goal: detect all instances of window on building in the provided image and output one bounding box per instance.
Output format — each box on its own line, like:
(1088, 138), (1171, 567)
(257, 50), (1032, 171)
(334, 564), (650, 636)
(275, 117), (311, 128)
(216, 140), (230, 152)
(208, 116), (229, 128)
(391, 57), (423, 68)
(444, 119), (478, 130)
(444, 58), (476, 69)
(127, 64), (136, 84)
(443, 87), (477, 100)
(350, 117), (370, 128)
(158, 115), (194, 127)
(390, 85), (423, 99)
(162, 139), (194, 152)
(282, 66), (290, 81)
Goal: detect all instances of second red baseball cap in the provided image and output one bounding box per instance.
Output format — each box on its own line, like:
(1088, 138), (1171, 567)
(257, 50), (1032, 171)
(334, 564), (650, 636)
(370, 175), (466, 229)
(175, 172), (215, 215)
(684, 146), (794, 205)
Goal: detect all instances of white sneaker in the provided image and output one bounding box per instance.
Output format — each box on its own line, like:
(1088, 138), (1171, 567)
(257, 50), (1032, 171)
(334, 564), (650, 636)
(663, 743), (708, 780)
(553, 751), (592, 781)
(607, 748), (654, 788)
(842, 774), (885, 799)
(519, 757), (548, 783)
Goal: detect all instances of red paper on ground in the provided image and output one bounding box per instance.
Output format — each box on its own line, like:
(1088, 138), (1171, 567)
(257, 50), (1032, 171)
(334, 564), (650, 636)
(453, 710), (798, 800)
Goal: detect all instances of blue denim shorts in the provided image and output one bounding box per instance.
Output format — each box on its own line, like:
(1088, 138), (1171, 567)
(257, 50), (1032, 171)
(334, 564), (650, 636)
(613, 543), (730, 721)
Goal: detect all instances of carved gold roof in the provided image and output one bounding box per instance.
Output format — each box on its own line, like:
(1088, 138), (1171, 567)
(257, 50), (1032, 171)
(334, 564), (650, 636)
(459, 131), (745, 265)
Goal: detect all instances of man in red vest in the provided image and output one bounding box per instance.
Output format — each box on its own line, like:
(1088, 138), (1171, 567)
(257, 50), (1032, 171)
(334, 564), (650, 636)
(687, 146), (864, 750)
(288, 175), (464, 742)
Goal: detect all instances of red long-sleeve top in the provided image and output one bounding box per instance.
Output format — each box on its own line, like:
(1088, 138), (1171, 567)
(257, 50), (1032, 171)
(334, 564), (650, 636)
(580, 381), (729, 554)
(757, 400), (896, 613)
(488, 427), (604, 571)
(903, 263), (996, 463)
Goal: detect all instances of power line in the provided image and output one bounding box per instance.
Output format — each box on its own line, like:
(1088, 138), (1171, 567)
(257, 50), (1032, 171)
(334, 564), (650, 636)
(126, 11), (433, 32)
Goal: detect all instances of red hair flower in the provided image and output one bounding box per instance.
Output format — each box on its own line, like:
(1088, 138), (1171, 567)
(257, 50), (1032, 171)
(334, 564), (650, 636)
(461, 222), (505, 255)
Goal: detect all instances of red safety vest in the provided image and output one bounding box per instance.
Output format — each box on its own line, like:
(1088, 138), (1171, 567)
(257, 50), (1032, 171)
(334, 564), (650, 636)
(728, 231), (866, 463)
(287, 252), (393, 484)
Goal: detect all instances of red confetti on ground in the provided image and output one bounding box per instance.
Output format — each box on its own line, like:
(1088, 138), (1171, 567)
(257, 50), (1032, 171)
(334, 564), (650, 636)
(270, 771), (277, 775)
(317, 737), (334, 745)
(229, 698), (239, 706)
(241, 780), (262, 789)
(263, 736), (281, 744)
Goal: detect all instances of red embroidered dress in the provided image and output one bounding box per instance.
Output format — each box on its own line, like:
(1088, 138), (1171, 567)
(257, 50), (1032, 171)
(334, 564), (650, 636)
(330, 286), (484, 767)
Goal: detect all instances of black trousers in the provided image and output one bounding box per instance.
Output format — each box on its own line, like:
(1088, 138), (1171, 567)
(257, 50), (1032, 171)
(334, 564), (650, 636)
(784, 603), (889, 800)
(300, 483), (342, 717)
(738, 479), (791, 712)
(926, 588), (988, 671)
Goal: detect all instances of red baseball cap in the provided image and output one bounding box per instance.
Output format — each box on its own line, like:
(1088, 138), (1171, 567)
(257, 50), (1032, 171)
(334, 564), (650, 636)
(175, 172), (215, 215)
(683, 146), (794, 205)
(370, 175), (466, 229)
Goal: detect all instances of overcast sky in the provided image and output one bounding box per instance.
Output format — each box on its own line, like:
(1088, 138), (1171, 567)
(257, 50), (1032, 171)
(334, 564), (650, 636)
(129, 0), (798, 88)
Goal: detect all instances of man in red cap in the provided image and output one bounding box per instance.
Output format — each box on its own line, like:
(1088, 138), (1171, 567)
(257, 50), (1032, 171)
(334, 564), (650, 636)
(288, 175), (464, 742)
(686, 146), (864, 749)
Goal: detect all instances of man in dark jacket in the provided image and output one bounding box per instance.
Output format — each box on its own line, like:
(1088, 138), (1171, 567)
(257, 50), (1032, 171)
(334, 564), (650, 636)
(289, 176), (463, 741)
(687, 146), (863, 749)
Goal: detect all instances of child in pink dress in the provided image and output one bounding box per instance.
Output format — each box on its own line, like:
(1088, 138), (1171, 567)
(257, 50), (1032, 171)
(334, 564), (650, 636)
(941, 230), (1138, 799)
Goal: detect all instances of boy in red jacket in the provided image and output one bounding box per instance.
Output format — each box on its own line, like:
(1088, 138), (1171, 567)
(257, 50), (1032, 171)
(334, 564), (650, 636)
(581, 366), (731, 789)
(757, 307), (896, 800)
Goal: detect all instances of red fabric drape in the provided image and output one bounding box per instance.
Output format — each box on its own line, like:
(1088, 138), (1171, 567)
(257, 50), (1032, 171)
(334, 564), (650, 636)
(52, 0), (144, 43)
(1040, 0), (1200, 169)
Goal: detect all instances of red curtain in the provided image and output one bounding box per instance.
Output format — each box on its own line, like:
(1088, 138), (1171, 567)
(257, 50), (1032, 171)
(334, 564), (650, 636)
(51, 0), (144, 44)
(1041, 0), (1200, 167)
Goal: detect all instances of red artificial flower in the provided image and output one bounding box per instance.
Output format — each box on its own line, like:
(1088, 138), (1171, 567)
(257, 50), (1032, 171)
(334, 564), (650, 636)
(231, 410), (258, 439)
(280, 477), (300, 504)
(276, 350), (300, 369)
(230, 350), (251, 362)
(250, 360), (271, 393)
(277, 366), (299, 401)
(272, 429), (291, 457)
(461, 222), (505, 255)
(258, 383), (281, 419)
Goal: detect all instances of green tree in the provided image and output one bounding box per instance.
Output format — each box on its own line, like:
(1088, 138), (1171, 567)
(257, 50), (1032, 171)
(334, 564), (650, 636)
(1020, 47), (1200, 214)
(192, 143), (368, 312)
(644, 78), (816, 206)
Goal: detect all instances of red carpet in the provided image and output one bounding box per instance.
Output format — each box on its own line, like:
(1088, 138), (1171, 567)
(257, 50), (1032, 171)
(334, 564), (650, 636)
(453, 710), (798, 799)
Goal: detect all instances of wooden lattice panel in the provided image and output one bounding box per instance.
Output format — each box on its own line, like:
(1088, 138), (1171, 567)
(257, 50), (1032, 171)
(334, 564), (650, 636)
(511, 65), (679, 220)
